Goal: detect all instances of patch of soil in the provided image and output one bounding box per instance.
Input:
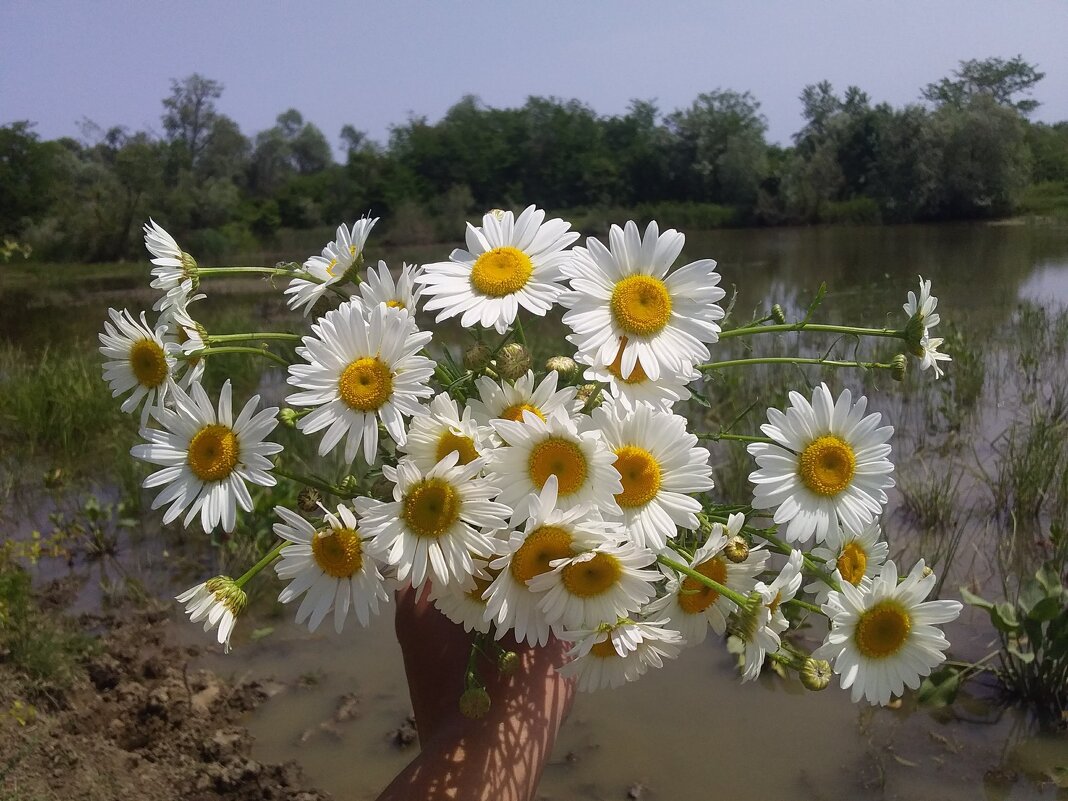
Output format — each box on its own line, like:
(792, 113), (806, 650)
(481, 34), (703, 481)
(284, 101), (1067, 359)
(0, 605), (330, 801)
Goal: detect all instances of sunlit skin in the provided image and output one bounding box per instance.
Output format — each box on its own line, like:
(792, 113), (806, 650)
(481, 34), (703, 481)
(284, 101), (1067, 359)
(375, 585), (574, 801)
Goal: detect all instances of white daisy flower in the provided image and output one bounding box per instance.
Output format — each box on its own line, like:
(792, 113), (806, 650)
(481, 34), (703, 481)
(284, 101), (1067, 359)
(647, 513), (768, 644)
(559, 619), (684, 692)
(560, 220), (725, 381)
(592, 401), (714, 550)
(467, 370), (579, 431)
(803, 519), (889, 605)
(99, 307), (178, 427)
(528, 541), (660, 631)
(815, 559), (962, 705)
(739, 550), (804, 681)
(488, 411), (622, 524)
(273, 505), (390, 633)
(359, 260), (423, 313)
(158, 290), (207, 389)
(416, 205), (579, 334)
(175, 576), (246, 653)
(484, 476), (619, 646)
(287, 302), (435, 463)
(286, 216), (378, 316)
(144, 219), (198, 313)
(130, 379), (281, 533)
(428, 559), (494, 634)
(917, 333), (951, 379)
(747, 383), (895, 547)
(576, 347), (695, 411)
(903, 275), (941, 333)
(354, 452), (510, 589)
(399, 392), (493, 473)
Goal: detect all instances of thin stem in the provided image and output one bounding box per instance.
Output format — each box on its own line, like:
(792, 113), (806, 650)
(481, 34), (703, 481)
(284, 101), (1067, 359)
(757, 530), (841, 592)
(512, 317), (527, 346)
(581, 383), (605, 414)
(236, 540), (287, 588)
(786, 598), (823, 614)
(273, 466), (345, 497)
(657, 554), (751, 608)
(197, 267), (295, 277)
(182, 346), (289, 367)
(207, 332), (302, 344)
(699, 356), (896, 372)
(719, 322), (905, 341)
(696, 432), (775, 444)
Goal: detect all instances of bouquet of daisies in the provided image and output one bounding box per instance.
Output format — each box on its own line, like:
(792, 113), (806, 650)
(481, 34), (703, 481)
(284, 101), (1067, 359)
(102, 206), (959, 709)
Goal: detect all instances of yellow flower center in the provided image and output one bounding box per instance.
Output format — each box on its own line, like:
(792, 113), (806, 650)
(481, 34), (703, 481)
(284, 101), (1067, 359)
(528, 437), (588, 496)
(464, 574), (494, 604)
(837, 541), (868, 586)
(435, 430), (480, 466)
(510, 525), (574, 584)
(403, 478), (462, 539)
(129, 338), (169, 388)
(187, 424), (239, 482)
(606, 339), (648, 384)
(613, 446), (662, 508)
(854, 600), (912, 659)
(590, 638), (619, 659)
(500, 402), (545, 423)
(386, 299), (406, 309)
(798, 435), (856, 497)
(677, 557), (728, 614)
(470, 246), (533, 297)
(338, 357), (393, 411)
(561, 552), (622, 598)
(311, 527), (364, 578)
(610, 275), (673, 337)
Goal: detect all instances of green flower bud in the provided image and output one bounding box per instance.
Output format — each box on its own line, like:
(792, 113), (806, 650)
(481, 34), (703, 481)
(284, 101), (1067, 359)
(545, 355), (579, 381)
(890, 353), (907, 382)
(497, 343), (532, 381)
(278, 408), (301, 428)
(463, 343), (492, 371)
(800, 658), (832, 691)
(724, 536), (750, 564)
(497, 650), (520, 675)
(771, 304), (787, 325)
(575, 383), (601, 408)
(338, 475), (360, 496)
(459, 687), (491, 719)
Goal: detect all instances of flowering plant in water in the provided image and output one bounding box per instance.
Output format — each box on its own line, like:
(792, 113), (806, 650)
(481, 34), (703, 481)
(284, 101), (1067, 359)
(102, 208), (961, 709)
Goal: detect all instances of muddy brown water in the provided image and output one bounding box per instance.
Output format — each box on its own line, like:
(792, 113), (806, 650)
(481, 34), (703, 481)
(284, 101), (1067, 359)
(4, 223), (1068, 800)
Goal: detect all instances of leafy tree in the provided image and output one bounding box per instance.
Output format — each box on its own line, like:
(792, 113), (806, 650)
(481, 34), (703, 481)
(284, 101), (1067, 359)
(922, 56), (1045, 115)
(162, 74), (224, 166)
(0, 122), (61, 236)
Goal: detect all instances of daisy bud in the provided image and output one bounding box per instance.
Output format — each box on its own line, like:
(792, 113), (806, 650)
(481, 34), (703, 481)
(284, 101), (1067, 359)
(297, 487), (323, 513)
(497, 650), (520, 675)
(800, 658), (832, 692)
(459, 687), (491, 719)
(771, 304), (787, 325)
(496, 343), (532, 381)
(545, 355), (579, 382)
(278, 408), (301, 428)
(922, 565), (934, 579)
(890, 354), (908, 382)
(574, 383), (601, 408)
(487, 208), (507, 220)
(338, 475), (360, 496)
(463, 343), (492, 371)
(724, 536), (750, 563)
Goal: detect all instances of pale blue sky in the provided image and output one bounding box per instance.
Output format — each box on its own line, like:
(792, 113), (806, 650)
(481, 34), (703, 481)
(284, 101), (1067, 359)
(2, 0), (1065, 151)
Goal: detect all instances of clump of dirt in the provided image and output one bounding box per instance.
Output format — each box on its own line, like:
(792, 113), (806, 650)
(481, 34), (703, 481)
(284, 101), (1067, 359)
(0, 604), (330, 801)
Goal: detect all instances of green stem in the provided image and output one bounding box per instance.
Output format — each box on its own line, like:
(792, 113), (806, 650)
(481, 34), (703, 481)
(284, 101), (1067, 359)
(182, 346), (289, 367)
(657, 555), (752, 608)
(197, 267), (295, 277)
(235, 540), (286, 588)
(786, 598), (823, 614)
(581, 383), (605, 414)
(718, 322), (905, 341)
(273, 466), (345, 497)
(757, 530), (841, 592)
(512, 317), (527, 346)
(699, 356), (895, 372)
(696, 432), (775, 444)
(207, 332), (302, 344)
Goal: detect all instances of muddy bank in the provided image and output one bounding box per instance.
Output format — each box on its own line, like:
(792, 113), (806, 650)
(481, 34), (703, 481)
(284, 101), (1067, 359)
(0, 598), (330, 801)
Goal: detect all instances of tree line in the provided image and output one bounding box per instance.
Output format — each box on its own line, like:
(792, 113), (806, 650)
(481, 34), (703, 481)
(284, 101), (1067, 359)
(2, 56), (1066, 262)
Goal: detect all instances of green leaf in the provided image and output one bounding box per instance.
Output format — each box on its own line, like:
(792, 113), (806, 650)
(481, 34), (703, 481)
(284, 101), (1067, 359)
(1007, 645), (1035, 664)
(1028, 596), (1064, 623)
(1035, 564), (1062, 595)
(959, 587), (993, 611)
(991, 602), (1020, 632)
(917, 666), (962, 708)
